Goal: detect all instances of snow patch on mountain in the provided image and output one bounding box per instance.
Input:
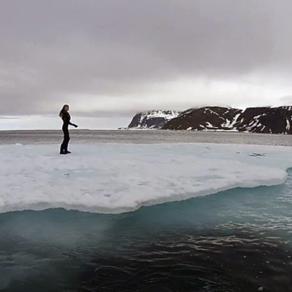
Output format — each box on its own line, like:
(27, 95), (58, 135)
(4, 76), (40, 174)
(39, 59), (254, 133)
(128, 110), (180, 129)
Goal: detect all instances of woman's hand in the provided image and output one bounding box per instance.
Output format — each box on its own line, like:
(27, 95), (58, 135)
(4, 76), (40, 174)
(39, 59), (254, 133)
(74, 124), (78, 128)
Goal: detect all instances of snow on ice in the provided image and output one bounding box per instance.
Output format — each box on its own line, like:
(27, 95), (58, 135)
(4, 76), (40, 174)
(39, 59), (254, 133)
(0, 143), (291, 214)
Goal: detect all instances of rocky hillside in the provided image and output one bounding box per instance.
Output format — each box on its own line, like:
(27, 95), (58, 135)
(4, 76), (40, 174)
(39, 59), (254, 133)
(163, 106), (292, 134)
(163, 107), (241, 131)
(128, 106), (292, 134)
(128, 110), (180, 129)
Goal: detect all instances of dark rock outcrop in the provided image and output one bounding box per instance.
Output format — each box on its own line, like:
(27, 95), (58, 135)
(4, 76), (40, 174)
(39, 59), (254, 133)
(163, 107), (242, 131)
(163, 106), (292, 134)
(234, 106), (292, 134)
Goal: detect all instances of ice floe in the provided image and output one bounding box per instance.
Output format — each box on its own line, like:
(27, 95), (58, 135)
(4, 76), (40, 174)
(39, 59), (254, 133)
(0, 143), (291, 213)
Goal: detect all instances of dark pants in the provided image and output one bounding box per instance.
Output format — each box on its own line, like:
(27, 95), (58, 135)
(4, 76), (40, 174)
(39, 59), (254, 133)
(60, 126), (70, 153)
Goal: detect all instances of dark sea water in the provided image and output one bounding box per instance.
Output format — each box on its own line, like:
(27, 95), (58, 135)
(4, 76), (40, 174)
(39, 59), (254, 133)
(1, 130), (292, 291)
(1, 170), (292, 291)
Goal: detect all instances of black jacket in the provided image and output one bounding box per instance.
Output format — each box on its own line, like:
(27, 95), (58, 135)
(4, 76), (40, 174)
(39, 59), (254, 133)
(61, 112), (76, 128)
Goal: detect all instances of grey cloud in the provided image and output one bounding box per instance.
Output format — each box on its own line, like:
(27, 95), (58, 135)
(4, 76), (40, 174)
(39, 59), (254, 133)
(1, 0), (292, 116)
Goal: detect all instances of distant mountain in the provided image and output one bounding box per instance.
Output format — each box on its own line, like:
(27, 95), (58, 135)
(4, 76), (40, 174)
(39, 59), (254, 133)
(163, 106), (292, 134)
(128, 110), (180, 129)
(234, 106), (292, 134)
(128, 106), (292, 134)
(163, 107), (241, 131)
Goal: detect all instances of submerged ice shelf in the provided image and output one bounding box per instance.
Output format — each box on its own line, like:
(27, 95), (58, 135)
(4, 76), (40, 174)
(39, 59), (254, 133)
(0, 143), (292, 214)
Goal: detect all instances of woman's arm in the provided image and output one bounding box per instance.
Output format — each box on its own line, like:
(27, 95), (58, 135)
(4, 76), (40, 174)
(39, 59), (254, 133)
(69, 121), (78, 128)
(62, 112), (78, 127)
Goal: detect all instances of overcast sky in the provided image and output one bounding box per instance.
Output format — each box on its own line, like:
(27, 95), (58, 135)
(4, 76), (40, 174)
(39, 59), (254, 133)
(1, 0), (292, 128)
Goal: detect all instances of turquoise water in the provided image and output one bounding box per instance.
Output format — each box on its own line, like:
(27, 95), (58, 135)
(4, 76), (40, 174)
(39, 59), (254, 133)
(1, 170), (292, 291)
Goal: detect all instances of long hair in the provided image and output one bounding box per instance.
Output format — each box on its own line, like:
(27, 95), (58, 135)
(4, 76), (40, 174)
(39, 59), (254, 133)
(59, 104), (69, 118)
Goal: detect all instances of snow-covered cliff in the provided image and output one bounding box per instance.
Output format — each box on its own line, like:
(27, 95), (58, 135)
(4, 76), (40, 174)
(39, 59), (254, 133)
(128, 110), (180, 129)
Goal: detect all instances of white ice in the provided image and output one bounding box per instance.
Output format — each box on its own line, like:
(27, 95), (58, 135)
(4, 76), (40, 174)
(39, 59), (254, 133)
(0, 143), (292, 214)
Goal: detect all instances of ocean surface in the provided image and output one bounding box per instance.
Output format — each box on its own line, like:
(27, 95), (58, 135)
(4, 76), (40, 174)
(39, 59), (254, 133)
(1, 130), (292, 291)
(1, 129), (292, 146)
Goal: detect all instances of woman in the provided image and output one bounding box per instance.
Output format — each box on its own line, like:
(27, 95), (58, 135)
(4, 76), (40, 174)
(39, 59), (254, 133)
(59, 104), (78, 154)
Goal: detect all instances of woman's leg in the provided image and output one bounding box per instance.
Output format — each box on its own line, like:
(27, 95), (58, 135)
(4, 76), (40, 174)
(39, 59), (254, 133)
(60, 127), (69, 154)
(64, 131), (70, 152)
(60, 135), (66, 154)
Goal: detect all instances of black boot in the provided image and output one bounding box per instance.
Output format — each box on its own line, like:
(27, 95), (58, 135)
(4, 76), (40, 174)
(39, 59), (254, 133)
(60, 148), (67, 154)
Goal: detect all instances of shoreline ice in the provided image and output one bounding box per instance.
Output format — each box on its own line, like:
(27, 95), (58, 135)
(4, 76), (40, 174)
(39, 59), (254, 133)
(0, 143), (292, 214)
